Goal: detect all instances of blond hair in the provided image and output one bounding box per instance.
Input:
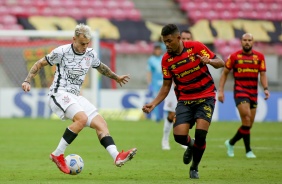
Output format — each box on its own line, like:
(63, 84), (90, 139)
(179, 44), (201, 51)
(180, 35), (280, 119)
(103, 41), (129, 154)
(74, 23), (92, 39)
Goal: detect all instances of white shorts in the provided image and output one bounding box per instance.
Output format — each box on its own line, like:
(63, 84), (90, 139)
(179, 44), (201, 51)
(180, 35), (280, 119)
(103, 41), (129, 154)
(48, 92), (98, 126)
(163, 86), (177, 112)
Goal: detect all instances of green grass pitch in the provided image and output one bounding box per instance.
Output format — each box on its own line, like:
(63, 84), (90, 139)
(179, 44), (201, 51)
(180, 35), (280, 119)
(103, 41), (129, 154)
(0, 118), (281, 184)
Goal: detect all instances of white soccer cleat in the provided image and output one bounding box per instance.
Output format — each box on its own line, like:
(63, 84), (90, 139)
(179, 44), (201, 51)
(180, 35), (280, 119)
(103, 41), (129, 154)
(246, 151), (256, 158)
(225, 140), (234, 157)
(162, 140), (171, 150)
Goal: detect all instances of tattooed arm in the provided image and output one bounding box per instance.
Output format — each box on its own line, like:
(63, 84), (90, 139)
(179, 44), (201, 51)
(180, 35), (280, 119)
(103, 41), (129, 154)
(22, 57), (49, 92)
(96, 62), (130, 87)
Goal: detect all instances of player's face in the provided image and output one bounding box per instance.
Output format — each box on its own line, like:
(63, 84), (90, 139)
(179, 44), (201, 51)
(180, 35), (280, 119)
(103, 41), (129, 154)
(181, 32), (192, 41)
(162, 34), (181, 55)
(241, 35), (253, 53)
(73, 34), (91, 54)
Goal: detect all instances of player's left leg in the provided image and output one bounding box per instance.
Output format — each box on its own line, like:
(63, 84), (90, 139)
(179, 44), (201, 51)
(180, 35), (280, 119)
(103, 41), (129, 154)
(236, 102), (256, 158)
(189, 119), (210, 179)
(89, 114), (137, 167)
(245, 107), (257, 158)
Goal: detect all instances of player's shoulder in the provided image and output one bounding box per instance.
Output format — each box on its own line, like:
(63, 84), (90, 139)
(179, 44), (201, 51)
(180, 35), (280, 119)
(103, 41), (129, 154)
(183, 41), (201, 47)
(252, 49), (264, 57)
(230, 50), (243, 57)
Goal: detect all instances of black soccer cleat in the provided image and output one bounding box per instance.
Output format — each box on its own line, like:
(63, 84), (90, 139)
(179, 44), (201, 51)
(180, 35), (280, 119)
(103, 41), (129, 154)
(189, 169), (199, 179)
(183, 138), (194, 165)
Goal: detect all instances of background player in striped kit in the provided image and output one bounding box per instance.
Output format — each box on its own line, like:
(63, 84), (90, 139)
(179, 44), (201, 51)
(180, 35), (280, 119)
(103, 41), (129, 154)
(218, 33), (270, 158)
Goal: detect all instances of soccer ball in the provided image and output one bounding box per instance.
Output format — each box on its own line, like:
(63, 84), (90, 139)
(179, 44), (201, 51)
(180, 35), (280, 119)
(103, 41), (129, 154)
(65, 154), (84, 175)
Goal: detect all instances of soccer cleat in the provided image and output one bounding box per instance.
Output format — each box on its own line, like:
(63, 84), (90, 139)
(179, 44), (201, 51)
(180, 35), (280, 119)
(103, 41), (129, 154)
(246, 151), (256, 158)
(162, 140), (171, 150)
(183, 138), (194, 165)
(115, 148), (137, 167)
(189, 168), (199, 179)
(225, 140), (234, 157)
(49, 154), (70, 174)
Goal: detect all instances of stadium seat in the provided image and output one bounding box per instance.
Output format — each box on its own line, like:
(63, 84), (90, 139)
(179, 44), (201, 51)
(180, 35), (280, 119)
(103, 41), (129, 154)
(0, 15), (18, 25)
(0, 6), (9, 16)
(111, 8), (127, 20)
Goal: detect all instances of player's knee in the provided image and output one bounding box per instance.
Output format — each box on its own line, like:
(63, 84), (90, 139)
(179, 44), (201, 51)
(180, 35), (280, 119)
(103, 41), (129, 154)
(173, 134), (187, 145)
(194, 129), (207, 146)
(75, 114), (88, 128)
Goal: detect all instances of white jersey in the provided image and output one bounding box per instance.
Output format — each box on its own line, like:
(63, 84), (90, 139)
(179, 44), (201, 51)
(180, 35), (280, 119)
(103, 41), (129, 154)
(46, 44), (101, 96)
(163, 85), (177, 112)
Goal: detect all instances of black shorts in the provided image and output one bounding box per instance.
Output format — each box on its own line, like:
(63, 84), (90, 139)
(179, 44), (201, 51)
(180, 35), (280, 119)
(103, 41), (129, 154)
(235, 97), (257, 109)
(174, 98), (215, 129)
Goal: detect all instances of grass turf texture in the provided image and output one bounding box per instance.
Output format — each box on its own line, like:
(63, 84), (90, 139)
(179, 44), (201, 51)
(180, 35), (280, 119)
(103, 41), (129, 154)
(0, 118), (281, 184)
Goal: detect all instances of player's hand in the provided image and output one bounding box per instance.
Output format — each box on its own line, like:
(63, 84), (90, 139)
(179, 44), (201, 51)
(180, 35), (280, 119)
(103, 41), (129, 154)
(217, 91), (224, 103)
(116, 74), (130, 87)
(142, 104), (155, 114)
(264, 89), (270, 100)
(196, 55), (211, 65)
(22, 81), (31, 92)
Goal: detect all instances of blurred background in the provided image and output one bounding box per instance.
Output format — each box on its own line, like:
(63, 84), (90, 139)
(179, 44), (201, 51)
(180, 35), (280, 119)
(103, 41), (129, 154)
(0, 0), (281, 122)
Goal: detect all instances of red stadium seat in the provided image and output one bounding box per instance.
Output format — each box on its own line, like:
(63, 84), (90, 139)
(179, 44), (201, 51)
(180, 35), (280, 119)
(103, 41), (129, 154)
(127, 9), (141, 21)
(0, 15), (18, 25)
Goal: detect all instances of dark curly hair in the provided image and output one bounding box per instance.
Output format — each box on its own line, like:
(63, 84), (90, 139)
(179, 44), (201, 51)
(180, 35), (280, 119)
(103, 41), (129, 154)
(161, 24), (179, 36)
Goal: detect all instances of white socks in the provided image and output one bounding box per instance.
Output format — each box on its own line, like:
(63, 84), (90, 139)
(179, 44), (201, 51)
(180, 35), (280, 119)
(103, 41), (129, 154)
(52, 137), (69, 156)
(106, 145), (119, 160)
(162, 118), (173, 142)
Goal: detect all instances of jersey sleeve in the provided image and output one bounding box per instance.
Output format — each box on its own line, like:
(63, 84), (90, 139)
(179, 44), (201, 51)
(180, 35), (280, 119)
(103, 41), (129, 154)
(196, 41), (216, 59)
(259, 54), (266, 72)
(45, 47), (63, 66)
(225, 54), (235, 70)
(161, 57), (172, 80)
(90, 49), (101, 68)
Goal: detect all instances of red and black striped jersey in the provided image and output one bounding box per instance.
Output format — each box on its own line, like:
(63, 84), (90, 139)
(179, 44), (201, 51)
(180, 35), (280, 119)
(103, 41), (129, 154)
(225, 49), (266, 101)
(161, 41), (216, 101)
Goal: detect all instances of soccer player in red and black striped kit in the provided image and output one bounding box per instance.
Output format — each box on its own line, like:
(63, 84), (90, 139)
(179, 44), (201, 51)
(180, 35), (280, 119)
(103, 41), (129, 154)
(142, 24), (224, 179)
(218, 33), (270, 158)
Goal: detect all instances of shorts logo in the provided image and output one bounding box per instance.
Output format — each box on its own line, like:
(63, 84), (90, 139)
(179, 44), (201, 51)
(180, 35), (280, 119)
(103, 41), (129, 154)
(62, 96), (71, 104)
(204, 105), (212, 118)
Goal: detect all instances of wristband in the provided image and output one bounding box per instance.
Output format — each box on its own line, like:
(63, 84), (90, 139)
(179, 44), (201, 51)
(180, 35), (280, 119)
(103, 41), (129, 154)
(24, 81), (30, 84)
(264, 87), (268, 91)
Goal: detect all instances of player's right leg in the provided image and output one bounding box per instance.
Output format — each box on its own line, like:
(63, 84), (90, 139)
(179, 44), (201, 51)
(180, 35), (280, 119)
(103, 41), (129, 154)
(161, 111), (174, 150)
(49, 94), (87, 174)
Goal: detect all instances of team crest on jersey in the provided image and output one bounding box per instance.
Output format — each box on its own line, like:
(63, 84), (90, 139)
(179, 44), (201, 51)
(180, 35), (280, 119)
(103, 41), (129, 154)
(62, 95), (71, 104)
(189, 55), (196, 62)
(167, 57), (174, 62)
(237, 54), (242, 58)
(186, 48), (193, 54)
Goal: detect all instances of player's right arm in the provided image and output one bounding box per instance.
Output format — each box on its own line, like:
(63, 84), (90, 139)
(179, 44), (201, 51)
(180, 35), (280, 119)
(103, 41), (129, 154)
(218, 67), (230, 103)
(142, 79), (172, 113)
(22, 57), (49, 92)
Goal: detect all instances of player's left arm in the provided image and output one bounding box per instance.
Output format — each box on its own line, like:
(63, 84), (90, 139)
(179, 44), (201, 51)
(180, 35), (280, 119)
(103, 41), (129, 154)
(196, 42), (224, 68)
(260, 71), (270, 100)
(96, 62), (130, 87)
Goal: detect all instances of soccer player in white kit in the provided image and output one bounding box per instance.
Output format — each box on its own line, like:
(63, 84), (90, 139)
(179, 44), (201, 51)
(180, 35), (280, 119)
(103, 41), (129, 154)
(161, 30), (193, 150)
(22, 24), (137, 174)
